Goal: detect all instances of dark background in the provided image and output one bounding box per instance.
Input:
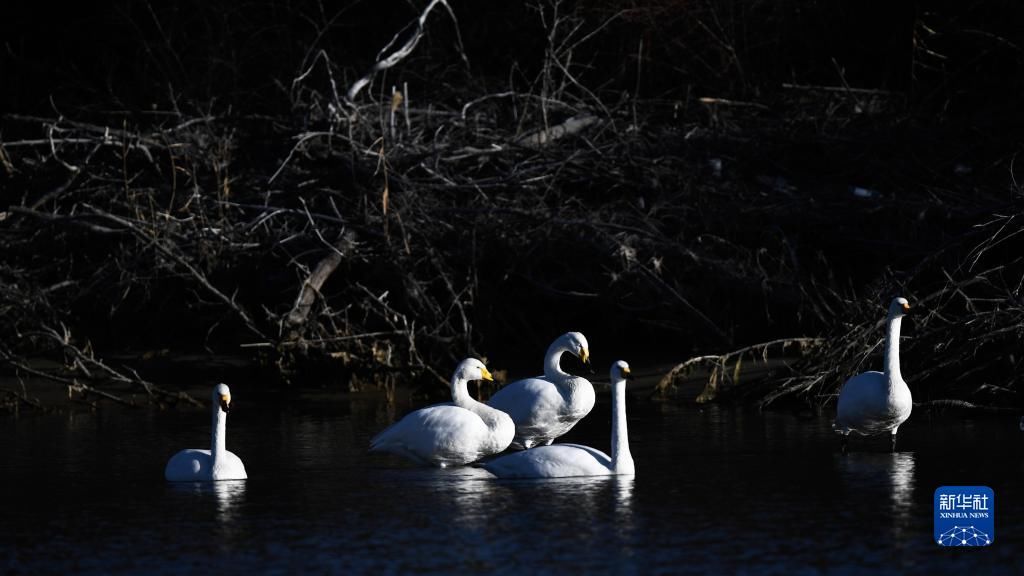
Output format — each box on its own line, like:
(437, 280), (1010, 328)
(2, 1), (1023, 402)
(5, 2), (1020, 118)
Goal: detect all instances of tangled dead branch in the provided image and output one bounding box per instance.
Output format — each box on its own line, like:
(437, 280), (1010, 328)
(655, 215), (1024, 411)
(2, 1), (1023, 411)
(654, 337), (825, 402)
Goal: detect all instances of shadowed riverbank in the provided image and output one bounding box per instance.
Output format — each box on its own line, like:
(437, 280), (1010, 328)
(2, 1), (1023, 412)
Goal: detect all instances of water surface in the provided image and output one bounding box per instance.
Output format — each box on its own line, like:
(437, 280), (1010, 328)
(2, 389), (1022, 574)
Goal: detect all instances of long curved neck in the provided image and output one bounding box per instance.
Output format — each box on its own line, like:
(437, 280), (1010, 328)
(450, 375), (475, 407)
(543, 339), (570, 380)
(884, 314), (903, 385)
(211, 407), (226, 460)
(451, 375), (504, 427)
(610, 378), (634, 474)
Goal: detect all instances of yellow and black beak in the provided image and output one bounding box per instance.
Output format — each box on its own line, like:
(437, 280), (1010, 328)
(480, 367), (494, 382)
(622, 366), (631, 379)
(901, 302), (911, 312)
(220, 394), (232, 413)
(580, 348), (590, 366)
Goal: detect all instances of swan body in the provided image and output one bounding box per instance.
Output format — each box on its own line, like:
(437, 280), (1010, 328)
(165, 384), (247, 481)
(370, 359), (514, 467)
(483, 361), (634, 478)
(835, 297), (913, 450)
(487, 332), (594, 449)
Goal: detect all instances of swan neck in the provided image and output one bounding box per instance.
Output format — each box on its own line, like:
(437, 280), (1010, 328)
(211, 406), (227, 460)
(544, 340), (569, 379)
(884, 314), (903, 384)
(610, 378), (633, 473)
(450, 375), (474, 407)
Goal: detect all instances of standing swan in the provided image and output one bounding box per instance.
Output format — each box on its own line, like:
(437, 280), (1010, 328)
(483, 361), (634, 478)
(370, 358), (514, 467)
(165, 384), (247, 481)
(488, 332), (594, 449)
(835, 297), (913, 452)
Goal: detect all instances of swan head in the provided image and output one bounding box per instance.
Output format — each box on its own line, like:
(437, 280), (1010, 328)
(454, 358), (494, 382)
(213, 383), (232, 413)
(610, 360), (631, 383)
(888, 297), (911, 318)
(560, 332), (590, 365)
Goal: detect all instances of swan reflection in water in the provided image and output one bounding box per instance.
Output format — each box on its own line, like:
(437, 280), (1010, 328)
(885, 452), (916, 517)
(614, 475), (635, 512)
(375, 464), (637, 534)
(481, 473), (638, 552)
(168, 480), (248, 528)
(442, 466), (505, 533)
(612, 475), (637, 553)
(211, 480), (248, 520)
(837, 451), (916, 534)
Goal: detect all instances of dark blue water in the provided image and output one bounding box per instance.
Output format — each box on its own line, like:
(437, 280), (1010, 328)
(2, 389), (1022, 574)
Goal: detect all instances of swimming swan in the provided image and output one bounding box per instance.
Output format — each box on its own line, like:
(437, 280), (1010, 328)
(834, 297), (913, 451)
(483, 361), (634, 478)
(165, 384), (248, 481)
(487, 332), (594, 449)
(370, 358), (514, 467)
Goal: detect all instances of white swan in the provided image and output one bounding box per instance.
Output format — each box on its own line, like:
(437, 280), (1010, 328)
(835, 297), (913, 451)
(369, 358), (514, 467)
(483, 361), (634, 478)
(165, 384), (248, 481)
(487, 331), (594, 449)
